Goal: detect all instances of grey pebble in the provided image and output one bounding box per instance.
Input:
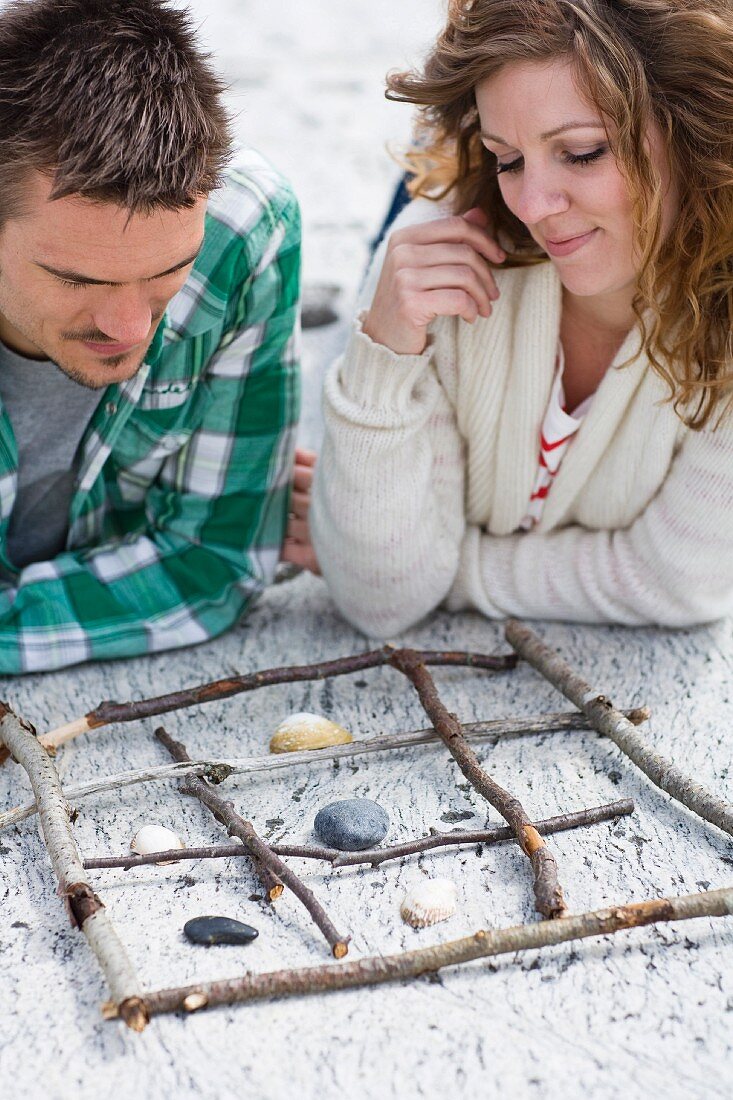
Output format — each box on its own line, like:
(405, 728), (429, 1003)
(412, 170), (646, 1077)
(314, 798), (390, 851)
(301, 283), (341, 328)
(183, 916), (259, 946)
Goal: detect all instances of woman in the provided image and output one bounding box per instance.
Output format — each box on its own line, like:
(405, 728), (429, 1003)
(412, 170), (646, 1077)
(310, 0), (733, 636)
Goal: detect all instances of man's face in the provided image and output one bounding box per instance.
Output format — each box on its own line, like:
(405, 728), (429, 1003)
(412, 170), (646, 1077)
(0, 172), (207, 389)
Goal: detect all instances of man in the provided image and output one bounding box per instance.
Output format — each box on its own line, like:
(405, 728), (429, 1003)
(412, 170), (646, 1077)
(0, 0), (307, 673)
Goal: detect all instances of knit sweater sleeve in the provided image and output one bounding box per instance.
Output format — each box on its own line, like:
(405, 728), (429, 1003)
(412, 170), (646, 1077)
(311, 317), (466, 636)
(447, 411), (733, 626)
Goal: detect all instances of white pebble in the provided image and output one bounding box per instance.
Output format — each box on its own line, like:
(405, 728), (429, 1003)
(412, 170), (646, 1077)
(130, 824), (184, 865)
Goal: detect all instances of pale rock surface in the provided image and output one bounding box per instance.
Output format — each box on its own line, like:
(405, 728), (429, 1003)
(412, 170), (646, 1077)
(0, 2), (731, 1098)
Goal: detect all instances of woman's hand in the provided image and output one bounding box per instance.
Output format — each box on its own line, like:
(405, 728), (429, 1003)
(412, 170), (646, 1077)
(280, 447), (321, 574)
(361, 207), (505, 355)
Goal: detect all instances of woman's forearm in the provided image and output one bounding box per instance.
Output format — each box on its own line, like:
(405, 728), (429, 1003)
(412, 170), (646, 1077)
(312, 324), (467, 636)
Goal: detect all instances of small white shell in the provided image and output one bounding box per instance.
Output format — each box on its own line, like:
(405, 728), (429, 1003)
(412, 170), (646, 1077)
(130, 824), (184, 865)
(269, 711), (353, 754)
(400, 878), (457, 928)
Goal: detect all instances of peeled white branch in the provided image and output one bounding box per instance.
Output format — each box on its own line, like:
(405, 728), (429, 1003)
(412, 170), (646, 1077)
(0, 707), (649, 834)
(0, 703), (148, 1031)
(505, 620), (733, 838)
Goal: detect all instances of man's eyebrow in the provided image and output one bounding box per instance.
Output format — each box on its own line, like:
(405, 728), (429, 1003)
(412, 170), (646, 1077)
(480, 121), (606, 145)
(34, 243), (204, 286)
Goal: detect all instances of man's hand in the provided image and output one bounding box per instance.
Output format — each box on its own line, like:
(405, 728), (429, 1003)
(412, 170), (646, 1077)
(361, 208), (505, 356)
(281, 447), (320, 574)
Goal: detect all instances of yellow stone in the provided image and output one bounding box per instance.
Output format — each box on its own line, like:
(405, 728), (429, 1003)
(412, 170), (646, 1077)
(269, 711), (353, 754)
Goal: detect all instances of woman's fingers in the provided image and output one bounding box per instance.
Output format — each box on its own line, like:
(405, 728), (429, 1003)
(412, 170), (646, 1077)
(393, 241), (499, 302)
(364, 212), (506, 354)
(403, 262), (495, 318)
(388, 213), (505, 265)
(420, 288), (479, 325)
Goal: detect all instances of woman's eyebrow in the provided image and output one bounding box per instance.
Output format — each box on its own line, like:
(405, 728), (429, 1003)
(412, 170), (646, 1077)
(480, 121), (606, 144)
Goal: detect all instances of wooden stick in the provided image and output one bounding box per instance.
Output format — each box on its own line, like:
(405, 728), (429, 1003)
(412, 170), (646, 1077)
(505, 620), (733, 838)
(0, 702), (149, 1032)
(83, 798), (634, 870)
(249, 854), (284, 901)
(14, 646), (516, 763)
(155, 727), (350, 958)
(389, 649), (567, 919)
(101, 883), (733, 1019)
(0, 708), (650, 834)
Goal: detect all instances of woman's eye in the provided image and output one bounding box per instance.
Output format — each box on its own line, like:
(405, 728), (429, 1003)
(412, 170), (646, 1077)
(496, 155), (523, 175)
(564, 146), (608, 167)
(493, 145), (608, 176)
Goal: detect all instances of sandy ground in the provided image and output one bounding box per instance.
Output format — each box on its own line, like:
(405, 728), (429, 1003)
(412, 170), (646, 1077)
(0, 3), (732, 1098)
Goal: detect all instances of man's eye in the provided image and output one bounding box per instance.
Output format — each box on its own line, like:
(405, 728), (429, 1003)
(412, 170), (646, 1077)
(496, 155), (523, 175)
(59, 278), (86, 289)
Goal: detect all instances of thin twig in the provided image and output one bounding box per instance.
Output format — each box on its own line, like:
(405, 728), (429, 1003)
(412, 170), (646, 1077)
(0, 702), (149, 1032)
(505, 620), (733, 839)
(0, 708), (650, 834)
(249, 854), (284, 901)
(83, 798), (634, 870)
(389, 649), (567, 919)
(101, 884), (733, 1019)
(15, 646), (517, 763)
(155, 727), (350, 958)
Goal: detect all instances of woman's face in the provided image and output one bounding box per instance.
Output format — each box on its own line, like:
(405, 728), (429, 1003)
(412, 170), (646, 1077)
(475, 60), (677, 303)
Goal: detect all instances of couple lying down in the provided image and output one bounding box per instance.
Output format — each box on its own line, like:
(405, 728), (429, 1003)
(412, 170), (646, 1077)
(0, 0), (730, 676)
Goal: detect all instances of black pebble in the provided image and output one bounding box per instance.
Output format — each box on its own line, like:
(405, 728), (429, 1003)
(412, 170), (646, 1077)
(183, 916), (259, 946)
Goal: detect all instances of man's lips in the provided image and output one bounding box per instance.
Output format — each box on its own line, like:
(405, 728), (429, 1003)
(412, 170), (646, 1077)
(81, 340), (140, 356)
(543, 228), (598, 258)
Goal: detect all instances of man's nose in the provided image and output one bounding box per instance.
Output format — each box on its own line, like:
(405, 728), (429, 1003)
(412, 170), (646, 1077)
(93, 287), (153, 345)
(512, 168), (570, 226)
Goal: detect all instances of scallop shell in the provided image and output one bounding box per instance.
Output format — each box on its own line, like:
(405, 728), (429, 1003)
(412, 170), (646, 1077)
(269, 711), (353, 754)
(130, 824), (184, 865)
(400, 878), (457, 928)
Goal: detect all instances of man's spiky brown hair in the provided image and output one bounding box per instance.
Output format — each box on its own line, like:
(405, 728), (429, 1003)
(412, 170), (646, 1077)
(0, 0), (232, 219)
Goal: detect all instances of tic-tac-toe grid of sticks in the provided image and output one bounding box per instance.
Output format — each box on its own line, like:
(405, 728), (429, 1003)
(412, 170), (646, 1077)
(1, 620), (731, 1032)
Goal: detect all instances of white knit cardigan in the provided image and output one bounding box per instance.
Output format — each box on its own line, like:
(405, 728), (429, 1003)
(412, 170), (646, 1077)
(311, 208), (733, 636)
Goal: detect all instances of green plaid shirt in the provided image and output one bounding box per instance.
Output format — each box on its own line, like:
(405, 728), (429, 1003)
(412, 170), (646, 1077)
(0, 150), (300, 673)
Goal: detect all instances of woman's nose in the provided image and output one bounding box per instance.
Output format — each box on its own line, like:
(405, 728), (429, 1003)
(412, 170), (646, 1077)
(512, 170), (571, 227)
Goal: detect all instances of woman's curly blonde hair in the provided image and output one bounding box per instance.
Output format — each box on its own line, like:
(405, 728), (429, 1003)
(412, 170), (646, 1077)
(387, 0), (733, 428)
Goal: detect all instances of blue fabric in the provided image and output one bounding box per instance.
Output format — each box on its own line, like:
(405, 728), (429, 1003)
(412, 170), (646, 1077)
(369, 174), (413, 259)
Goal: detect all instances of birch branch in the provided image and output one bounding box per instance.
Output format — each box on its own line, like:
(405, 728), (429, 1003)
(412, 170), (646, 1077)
(83, 798), (634, 870)
(390, 649), (567, 919)
(0, 708), (649, 834)
(102, 883), (733, 1020)
(0, 702), (148, 1032)
(505, 620), (733, 838)
(156, 727), (350, 958)
(15, 645), (517, 763)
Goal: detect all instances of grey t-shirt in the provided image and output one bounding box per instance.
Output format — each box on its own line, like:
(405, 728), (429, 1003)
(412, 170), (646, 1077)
(0, 343), (101, 569)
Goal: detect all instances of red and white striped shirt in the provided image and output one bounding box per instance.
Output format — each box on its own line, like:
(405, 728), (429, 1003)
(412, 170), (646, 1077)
(520, 349), (593, 529)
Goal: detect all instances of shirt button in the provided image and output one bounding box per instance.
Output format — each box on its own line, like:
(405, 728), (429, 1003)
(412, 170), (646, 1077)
(105, 402), (117, 416)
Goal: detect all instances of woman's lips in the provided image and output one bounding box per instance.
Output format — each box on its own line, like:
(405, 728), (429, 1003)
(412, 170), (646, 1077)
(544, 228), (598, 258)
